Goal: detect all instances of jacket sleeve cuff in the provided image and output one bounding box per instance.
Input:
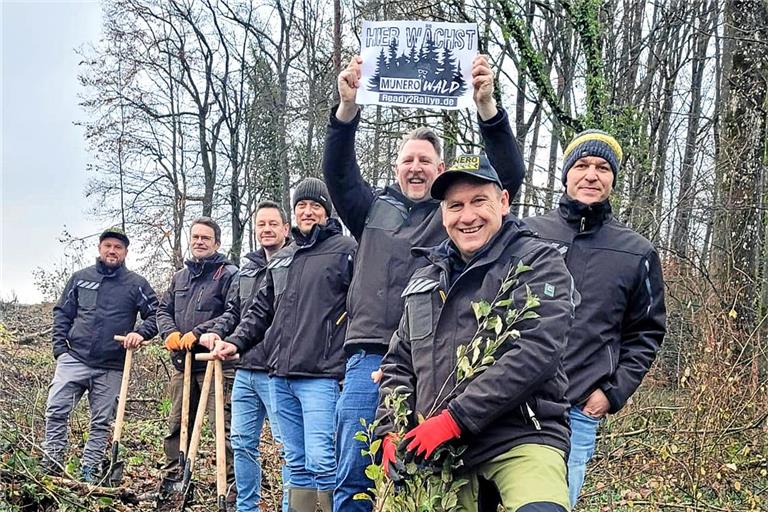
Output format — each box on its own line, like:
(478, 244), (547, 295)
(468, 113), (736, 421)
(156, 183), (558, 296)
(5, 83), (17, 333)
(329, 104), (361, 127)
(477, 106), (506, 128)
(600, 383), (625, 414)
(447, 402), (476, 435)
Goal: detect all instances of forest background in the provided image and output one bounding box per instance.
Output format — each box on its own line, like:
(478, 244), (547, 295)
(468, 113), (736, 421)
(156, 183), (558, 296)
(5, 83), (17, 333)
(1, 0), (767, 510)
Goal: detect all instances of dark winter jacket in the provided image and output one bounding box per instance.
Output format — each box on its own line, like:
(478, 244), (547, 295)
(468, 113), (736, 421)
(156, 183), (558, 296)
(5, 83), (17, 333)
(322, 106), (525, 356)
(157, 252), (238, 373)
(209, 249), (273, 371)
(376, 217), (574, 469)
(524, 195), (666, 413)
(227, 218), (357, 380)
(52, 260), (159, 370)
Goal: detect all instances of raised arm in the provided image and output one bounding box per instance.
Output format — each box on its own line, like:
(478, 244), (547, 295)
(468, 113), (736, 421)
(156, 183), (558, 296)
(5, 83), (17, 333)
(472, 55), (525, 198)
(322, 55), (376, 240)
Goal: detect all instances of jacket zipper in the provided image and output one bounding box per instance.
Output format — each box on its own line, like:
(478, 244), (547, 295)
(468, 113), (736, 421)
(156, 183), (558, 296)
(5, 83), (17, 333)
(526, 402), (541, 430)
(580, 217), (586, 233)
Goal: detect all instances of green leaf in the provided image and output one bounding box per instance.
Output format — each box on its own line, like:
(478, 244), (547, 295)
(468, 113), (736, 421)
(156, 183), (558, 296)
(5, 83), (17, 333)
(364, 464), (382, 481)
(521, 310), (540, 320)
(353, 493), (373, 502)
(369, 439), (382, 456)
(481, 355), (495, 365)
(456, 344), (466, 359)
(496, 298), (512, 308)
(353, 431), (368, 443)
(516, 261), (533, 274)
(471, 300), (491, 321)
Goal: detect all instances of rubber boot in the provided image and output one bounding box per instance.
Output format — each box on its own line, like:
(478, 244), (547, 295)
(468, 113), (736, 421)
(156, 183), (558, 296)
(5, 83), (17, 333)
(317, 490), (333, 512)
(287, 487), (318, 512)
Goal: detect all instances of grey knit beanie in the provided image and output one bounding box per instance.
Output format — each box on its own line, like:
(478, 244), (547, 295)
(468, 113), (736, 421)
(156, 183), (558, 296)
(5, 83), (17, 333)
(292, 177), (333, 216)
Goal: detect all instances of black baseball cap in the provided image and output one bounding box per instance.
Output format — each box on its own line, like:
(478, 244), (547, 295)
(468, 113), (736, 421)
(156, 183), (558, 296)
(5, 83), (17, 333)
(99, 227), (130, 246)
(430, 154), (502, 200)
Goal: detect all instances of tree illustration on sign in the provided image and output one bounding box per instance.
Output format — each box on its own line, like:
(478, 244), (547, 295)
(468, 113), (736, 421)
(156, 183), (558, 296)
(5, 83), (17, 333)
(368, 34), (468, 97)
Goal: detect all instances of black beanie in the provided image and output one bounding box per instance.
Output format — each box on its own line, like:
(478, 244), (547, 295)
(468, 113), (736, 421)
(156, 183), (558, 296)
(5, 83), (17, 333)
(293, 177), (333, 216)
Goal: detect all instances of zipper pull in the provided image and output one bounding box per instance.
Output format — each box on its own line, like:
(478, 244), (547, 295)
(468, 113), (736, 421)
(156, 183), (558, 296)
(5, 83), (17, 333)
(580, 217), (586, 232)
(526, 402), (541, 430)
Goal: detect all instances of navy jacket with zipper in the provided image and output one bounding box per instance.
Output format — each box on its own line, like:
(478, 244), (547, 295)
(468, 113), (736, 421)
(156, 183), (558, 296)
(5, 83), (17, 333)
(209, 249), (273, 371)
(157, 252), (238, 372)
(376, 217), (574, 469)
(524, 195), (666, 413)
(226, 218), (357, 380)
(322, 106), (525, 357)
(52, 260), (159, 370)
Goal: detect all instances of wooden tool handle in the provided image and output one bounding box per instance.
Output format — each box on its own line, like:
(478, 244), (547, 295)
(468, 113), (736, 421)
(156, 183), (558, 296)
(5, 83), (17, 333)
(187, 361), (213, 465)
(180, 351), (193, 456)
(112, 349), (133, 443)
(214, 359), (227, 501)
(194, 353), (239, 362)
(113, 335), (149, 346)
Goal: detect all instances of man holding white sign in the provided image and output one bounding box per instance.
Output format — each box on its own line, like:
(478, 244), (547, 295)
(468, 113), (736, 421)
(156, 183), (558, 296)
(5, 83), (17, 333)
(323, 40), (525, 511)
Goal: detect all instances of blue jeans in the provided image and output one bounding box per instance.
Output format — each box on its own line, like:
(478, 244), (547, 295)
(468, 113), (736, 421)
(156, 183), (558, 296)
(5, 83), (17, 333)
(231, 369), (289, 512)
(334, 352), (383, 512)
(567, 406), (602, 507)
(270, 376), (339, 491)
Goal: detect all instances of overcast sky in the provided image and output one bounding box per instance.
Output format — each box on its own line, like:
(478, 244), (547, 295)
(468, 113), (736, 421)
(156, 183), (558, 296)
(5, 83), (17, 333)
(1, 1), (112, 303)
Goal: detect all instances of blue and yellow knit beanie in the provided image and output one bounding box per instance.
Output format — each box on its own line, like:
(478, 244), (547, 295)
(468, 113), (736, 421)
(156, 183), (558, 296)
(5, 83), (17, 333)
(561, 129), (623, 185)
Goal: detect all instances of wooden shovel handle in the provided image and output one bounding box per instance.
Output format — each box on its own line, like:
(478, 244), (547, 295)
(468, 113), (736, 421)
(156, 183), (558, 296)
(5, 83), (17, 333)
(180, 352), (193, 456)
(112, 335), (150, 346)
(214, 360), (227, 501)
(186, 361), (213, 465)
(194, 353), (239, 362)
(112, 348), (133, 443)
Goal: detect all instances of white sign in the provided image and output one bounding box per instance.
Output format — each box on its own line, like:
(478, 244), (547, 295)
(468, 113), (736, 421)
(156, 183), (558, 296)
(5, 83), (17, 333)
(358, 20), (479, 110)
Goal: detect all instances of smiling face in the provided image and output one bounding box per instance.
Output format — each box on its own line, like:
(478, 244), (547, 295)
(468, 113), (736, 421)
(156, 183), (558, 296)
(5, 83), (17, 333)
(395, 139), (445, 201)
(98, 238), (128, 268)
(189, 223), (220, 260)
(441, 179), (509, 262)
(295, 200), (328, 235)
(254, 207), (288, 251)
(565, 156), (614, 204)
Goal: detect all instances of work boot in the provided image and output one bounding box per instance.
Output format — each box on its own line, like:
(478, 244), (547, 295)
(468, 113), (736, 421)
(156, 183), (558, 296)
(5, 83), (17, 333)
(81, 465), (100, 484)
(317, 490), (333, 512)
(287, 487), (318, 512)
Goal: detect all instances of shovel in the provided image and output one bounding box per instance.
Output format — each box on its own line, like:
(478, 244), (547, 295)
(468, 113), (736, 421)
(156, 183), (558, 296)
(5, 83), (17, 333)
(157, 351), (194, 505)
(103, 334), (144, 487)
(178, 353), (238, 510)
(214, 358), (227, 511)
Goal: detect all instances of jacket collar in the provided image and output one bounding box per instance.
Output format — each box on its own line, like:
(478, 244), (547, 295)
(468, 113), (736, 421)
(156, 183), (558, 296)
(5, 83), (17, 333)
(557, 194), (612, 231)
(184, 252), (230, 277)
(385, 183), (440, 210)
(291, 218), (342, 248)
(242, 249), (267, 269)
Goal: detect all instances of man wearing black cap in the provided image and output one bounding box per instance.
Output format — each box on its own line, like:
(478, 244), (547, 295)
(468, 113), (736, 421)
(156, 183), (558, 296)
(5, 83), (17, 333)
(376, 155), (574, 512)
(524, 130), (666, 506)
(43, 227), (158, 483)
(205, 177), (357, 512)
(324, 54), (526, 512)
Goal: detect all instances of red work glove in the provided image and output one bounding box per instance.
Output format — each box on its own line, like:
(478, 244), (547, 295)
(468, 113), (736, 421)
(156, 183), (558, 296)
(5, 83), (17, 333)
(164, 331), (183, 351)
(381, 433), (398, 475)
(180, 332), (198, 350)
(403, 409), (461, 461)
